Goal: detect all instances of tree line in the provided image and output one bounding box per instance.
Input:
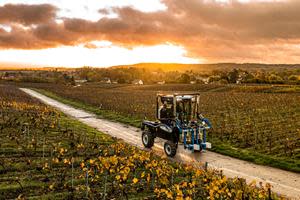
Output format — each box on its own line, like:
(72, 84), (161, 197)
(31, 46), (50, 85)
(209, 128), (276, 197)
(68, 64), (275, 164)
(1, 66), (299, 85)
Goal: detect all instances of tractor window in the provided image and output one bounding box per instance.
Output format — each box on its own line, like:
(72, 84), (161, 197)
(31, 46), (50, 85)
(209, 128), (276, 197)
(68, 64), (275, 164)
(176, 98), (197, 122)
(191, 97), (197, 120)
(157, 97), (174, 120)
(179, 100), (192, 122)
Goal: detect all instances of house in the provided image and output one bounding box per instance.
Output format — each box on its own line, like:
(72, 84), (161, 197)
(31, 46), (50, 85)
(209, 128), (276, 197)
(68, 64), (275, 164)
(236, 72), (248, 84)
(75, 79), (87, 84)
(132, 79), (143, 85)
(101, 77), (111, 84)
(236, 79), (242, 84)
(1, 72), (18, 80)
(157, 81), (165, 85)
(196, 77), (209, 84)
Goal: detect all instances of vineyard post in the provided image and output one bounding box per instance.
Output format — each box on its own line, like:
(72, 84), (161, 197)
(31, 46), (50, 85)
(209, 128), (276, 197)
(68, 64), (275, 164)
(50, 148), (53, 169)
(268, 187), (272, 200)
(25, 124), (29, 144)
(269, 130), (273, 154)
(193, 186), (196, 200)
(103, 173), (107, 200)
(151, 171), (155, 190)
(71, 157), (74, 189)
(85, 164), (89, 199)
(220, 113), (225, 141)
(171, 170), (174, 185)
(254, 119), (258, 148)
(28, 125), (30, 143)
(0, 110), (2, 135)
(42, 137), (45, 159)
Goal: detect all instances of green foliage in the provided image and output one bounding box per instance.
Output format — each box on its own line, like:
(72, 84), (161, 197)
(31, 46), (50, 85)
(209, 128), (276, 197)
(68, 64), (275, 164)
(288, 75), (299, 81)
(227, 69), (239, 83)
(179, 73), (191, 83)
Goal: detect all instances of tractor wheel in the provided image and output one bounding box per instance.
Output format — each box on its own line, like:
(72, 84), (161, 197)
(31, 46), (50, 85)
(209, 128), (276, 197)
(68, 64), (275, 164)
(142, 131), (154, 148)
(164, 141), (177, 157)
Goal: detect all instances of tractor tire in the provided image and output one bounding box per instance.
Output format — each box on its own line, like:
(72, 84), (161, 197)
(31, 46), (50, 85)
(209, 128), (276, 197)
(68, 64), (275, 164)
(164, 141), (177, 157)
(142, 131), (154, 148)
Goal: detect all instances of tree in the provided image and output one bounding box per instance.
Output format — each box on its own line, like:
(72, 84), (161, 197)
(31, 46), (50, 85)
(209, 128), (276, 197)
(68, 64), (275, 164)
(268, 74), (283, 84)
(118, 77), (126, 84)
(227, 69), (239, 83)
(288, 75), (298, 81)
(78, 67), (92, 80)
(208, 75), (221, 83)
(179, 73), (190, 83)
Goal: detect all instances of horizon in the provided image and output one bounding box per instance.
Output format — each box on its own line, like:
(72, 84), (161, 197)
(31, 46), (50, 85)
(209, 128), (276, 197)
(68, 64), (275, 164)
(1, 0), (300, 67)
(1, 61), (300, 71)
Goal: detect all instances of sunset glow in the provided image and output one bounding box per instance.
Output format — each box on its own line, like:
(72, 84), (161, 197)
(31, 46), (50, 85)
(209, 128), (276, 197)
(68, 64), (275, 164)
(0, 43), (200, 67)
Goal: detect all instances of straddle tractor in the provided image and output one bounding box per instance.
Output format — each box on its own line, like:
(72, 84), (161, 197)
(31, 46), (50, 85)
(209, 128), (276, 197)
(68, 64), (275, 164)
(141, 93), (212, 157)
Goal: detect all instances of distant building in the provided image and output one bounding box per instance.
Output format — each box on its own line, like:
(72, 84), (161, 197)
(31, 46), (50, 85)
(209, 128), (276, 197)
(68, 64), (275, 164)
(196, 77), (209, 84)
(236, 79), (242, 84)
(236, 72), (248, 84)
(132, 79), (143, 85)
(75, 79), (88, 83)
(1, 72), (18, 80)
(101, 77), (111, 84)
(190, 81), (196, 84)
(157, 81), (165, 85)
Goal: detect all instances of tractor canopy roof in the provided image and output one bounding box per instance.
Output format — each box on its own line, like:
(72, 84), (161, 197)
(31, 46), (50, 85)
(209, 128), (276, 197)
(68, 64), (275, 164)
(176, 95), (194, 100)
(158, 93), (199, 103)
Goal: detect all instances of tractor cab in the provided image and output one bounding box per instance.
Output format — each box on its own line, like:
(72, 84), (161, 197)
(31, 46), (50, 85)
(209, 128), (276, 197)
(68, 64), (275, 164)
(157, 93), (200, 126)
(141, 93), (212, 157)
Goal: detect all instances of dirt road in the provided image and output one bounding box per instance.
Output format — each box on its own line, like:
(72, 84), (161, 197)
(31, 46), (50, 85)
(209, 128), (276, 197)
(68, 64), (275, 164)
(20, 88), (300, 199)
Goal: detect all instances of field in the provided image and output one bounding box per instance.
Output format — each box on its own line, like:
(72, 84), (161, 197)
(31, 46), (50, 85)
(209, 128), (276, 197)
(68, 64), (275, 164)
(0, 84), (285, 199)
(15, 82), (300, 172)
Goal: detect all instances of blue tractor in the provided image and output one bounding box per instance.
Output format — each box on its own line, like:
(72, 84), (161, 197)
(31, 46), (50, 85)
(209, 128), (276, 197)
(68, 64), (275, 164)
(141, 93), (212, 157)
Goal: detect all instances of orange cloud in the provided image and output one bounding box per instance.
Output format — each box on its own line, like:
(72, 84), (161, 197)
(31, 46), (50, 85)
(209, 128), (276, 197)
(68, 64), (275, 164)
(0, 4), (57, 25)
(1, 1), (300, 63)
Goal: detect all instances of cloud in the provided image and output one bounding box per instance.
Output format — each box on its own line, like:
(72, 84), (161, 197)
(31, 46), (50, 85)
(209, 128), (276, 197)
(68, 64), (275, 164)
(84, 43), (97, 49)
(1, 1), (300, 63)
(0, 25), (53, 49)
(0, 4), (57, 25)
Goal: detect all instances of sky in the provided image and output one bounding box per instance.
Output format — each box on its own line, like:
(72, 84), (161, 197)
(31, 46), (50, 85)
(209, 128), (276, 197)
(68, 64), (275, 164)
(0, 0), (299, 67)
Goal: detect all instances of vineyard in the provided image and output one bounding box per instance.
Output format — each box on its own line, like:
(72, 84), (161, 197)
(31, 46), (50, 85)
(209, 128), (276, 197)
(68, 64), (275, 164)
(0, 84), (286, 199)
(15, 82), (300, 172)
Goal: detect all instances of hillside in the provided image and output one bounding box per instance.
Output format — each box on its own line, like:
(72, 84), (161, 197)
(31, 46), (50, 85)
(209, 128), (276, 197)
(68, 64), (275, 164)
(1, 61), (300, 72)
(111, 63), (300, 72)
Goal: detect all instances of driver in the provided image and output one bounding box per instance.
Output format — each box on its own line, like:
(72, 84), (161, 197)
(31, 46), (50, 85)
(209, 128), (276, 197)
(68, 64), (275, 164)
(159, 101), (168, 119)
(176, 102), (184, 122)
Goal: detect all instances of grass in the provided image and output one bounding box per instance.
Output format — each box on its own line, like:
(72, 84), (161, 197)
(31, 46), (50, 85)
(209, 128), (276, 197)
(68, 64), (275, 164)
(32, 88), (300, 173)
(210, 139), (300, 173)
(33, 88), (142, 128)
